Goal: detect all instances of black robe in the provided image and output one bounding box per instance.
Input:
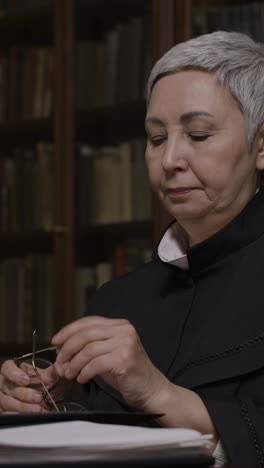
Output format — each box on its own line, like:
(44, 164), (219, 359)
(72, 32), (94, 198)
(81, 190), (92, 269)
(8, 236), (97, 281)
(79, 188), (264, 466)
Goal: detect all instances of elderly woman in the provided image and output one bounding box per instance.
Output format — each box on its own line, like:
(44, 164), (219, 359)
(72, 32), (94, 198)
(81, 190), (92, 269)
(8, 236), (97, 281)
(1, 30), (264, 466)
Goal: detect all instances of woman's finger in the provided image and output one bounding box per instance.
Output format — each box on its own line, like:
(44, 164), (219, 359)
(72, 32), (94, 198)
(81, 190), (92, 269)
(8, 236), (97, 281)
(52, 316), (128, 346)
(76, 353), (118, 384)
(1, 360), (30, 387)
(0, 392), (44, 413)
(2, 380), (43, 405)
(63, 339), (117, 379)
(55, 324), (116, 364)
(52, 316), (109, 345)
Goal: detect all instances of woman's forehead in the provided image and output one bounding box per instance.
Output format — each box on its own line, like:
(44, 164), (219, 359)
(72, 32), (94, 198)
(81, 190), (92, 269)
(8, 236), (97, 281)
(147, 71), (242, 124)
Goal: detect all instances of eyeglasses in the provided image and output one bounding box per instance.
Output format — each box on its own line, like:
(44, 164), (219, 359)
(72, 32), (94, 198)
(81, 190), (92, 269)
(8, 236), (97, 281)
(15, 330), (86, 413)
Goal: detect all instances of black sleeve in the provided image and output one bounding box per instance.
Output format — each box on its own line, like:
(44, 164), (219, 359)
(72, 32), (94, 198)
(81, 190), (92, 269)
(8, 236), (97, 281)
(84, 277), (122, 319)
(197, 371), (264, 466)
(65, 379), (131, 412)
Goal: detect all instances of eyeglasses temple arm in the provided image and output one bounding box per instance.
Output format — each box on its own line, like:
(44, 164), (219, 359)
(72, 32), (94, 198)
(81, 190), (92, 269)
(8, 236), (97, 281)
(17, 346), (57, 361)
(31, 331), (60, 413)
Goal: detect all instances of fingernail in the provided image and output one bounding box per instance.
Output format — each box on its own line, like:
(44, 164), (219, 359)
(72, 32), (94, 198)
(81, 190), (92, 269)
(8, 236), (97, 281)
(19, 375), (30, 385)
(52, 332), (61, 344)
(55, 363), (64, 377)
(65, 365), (72, 379)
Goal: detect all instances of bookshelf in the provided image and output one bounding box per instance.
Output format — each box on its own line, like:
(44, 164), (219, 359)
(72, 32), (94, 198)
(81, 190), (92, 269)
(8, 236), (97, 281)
(0, 0), (262, 358)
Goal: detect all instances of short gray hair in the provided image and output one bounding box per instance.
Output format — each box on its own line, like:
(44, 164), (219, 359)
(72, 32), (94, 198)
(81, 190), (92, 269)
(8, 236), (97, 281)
(147, 31), (264, 147)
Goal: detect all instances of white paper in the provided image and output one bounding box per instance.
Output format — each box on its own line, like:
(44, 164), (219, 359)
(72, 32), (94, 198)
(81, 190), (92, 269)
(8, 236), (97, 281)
(0, 420), (212, 451)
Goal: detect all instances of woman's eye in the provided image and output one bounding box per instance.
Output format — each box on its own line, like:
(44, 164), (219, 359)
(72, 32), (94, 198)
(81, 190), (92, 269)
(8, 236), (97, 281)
(150, 136), (166, 147)
(189, 134), (211, 142)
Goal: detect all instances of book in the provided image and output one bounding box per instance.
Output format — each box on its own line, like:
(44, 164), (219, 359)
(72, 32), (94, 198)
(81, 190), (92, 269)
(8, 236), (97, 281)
(75, 144), (95, 228)
(95, 262), (113, 289)
(35, 142), (54, 231)
(41, 48), (53, 117)
(74, 266), (96, 318)
(21, 149), (37, 231)
(33, 47), (47, 118)
(0, 53), (8, 123)
(91, 146), (122, 225)
(0, 254), (54, 344)
(0, 156), (17, 233)
(0, 258), (25, 343)
(31, 254), (54, 342)
(93, 40), (107, 108)
(119, 141), (132, 222)
(113, 239), (152, 277)
(104, 27), (119, 106)
(131, 139), (151, 221)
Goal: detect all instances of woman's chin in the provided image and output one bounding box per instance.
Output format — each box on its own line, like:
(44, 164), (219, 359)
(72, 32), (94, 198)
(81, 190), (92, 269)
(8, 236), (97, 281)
(165, 204), (208, 222)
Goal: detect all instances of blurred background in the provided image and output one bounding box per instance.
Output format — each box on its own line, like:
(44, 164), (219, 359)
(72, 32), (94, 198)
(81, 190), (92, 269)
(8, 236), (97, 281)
(0, 0), (262, 359)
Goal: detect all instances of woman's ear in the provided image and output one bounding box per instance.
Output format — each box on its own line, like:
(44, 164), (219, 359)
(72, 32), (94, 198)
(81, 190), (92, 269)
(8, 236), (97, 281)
(256, 124), (264, 171)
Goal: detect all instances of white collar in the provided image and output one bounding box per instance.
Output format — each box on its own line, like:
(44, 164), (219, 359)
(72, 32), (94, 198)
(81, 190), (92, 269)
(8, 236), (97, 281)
(158, 222), (189, 270)
(157, 188), (261, 271)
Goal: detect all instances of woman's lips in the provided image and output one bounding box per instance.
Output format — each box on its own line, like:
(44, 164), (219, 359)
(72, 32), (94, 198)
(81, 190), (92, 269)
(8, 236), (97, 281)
(166, 187), (193, 196)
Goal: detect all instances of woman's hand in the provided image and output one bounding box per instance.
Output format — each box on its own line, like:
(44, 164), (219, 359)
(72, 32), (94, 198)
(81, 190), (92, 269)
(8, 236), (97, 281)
(52, 315), (169, 409)
(0, 359), (62, 413)
(52, 315), (218, 446)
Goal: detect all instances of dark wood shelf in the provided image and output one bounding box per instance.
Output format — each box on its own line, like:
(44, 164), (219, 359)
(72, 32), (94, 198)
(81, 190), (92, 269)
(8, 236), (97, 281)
(0, 101), (145, 148)
(77, 0), (151, 21)
(78, 220), (152, 240)
(77, 101), (146, 145)
(76, 0), (151, 40)
(0, 7), (53, 47)
(76, 220), (152, 264)
(0, 0), (151, 48)
(0, 118), (53, 148)
(0, 231), (53, 257)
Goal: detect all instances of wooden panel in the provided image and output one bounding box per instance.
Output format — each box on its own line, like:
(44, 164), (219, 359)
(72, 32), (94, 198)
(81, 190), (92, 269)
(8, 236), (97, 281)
(76, 101), (146, 145)
(0, 9), (53, 46)
(54, 0), (75, 330)
(152, 0), (192, 61)
(76, 221), (152, 265)
(0, 119), (52, 147)
(0, 232), (53, 258)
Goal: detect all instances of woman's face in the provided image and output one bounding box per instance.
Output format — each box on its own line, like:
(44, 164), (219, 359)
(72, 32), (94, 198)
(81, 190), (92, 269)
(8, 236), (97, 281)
(145, 70), (263, 228)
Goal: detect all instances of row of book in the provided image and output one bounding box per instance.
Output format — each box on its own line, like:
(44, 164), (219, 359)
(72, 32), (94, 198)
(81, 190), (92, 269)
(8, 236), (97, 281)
(0, 142), (54, 233)
(0, 254), (54, 344)
(0, 241), (152, 344)
(0, 0), (51, 14)
(193, 1), (264, 41)
(75, 240), (152, 320)
(0, 138), (151, 233)
(0, 46), (53, 122)
(0, 13), (150, 123)
(76, 15), (151, 109)
(76, 138), (151, 227)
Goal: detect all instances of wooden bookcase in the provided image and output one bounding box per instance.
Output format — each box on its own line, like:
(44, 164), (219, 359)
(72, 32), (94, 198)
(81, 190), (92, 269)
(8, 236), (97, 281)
(0, 0), (260, 358)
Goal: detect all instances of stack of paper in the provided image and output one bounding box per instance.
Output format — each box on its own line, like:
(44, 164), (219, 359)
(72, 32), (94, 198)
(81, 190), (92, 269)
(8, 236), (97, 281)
(0, 420), (212, 454)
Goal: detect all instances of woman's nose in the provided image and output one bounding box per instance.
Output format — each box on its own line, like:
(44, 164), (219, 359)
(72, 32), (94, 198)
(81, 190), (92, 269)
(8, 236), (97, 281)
(162, 138), (189, 172)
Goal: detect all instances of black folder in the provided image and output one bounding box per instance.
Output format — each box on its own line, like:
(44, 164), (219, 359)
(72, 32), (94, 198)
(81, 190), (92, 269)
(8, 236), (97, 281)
(0, 410), (162, 428)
